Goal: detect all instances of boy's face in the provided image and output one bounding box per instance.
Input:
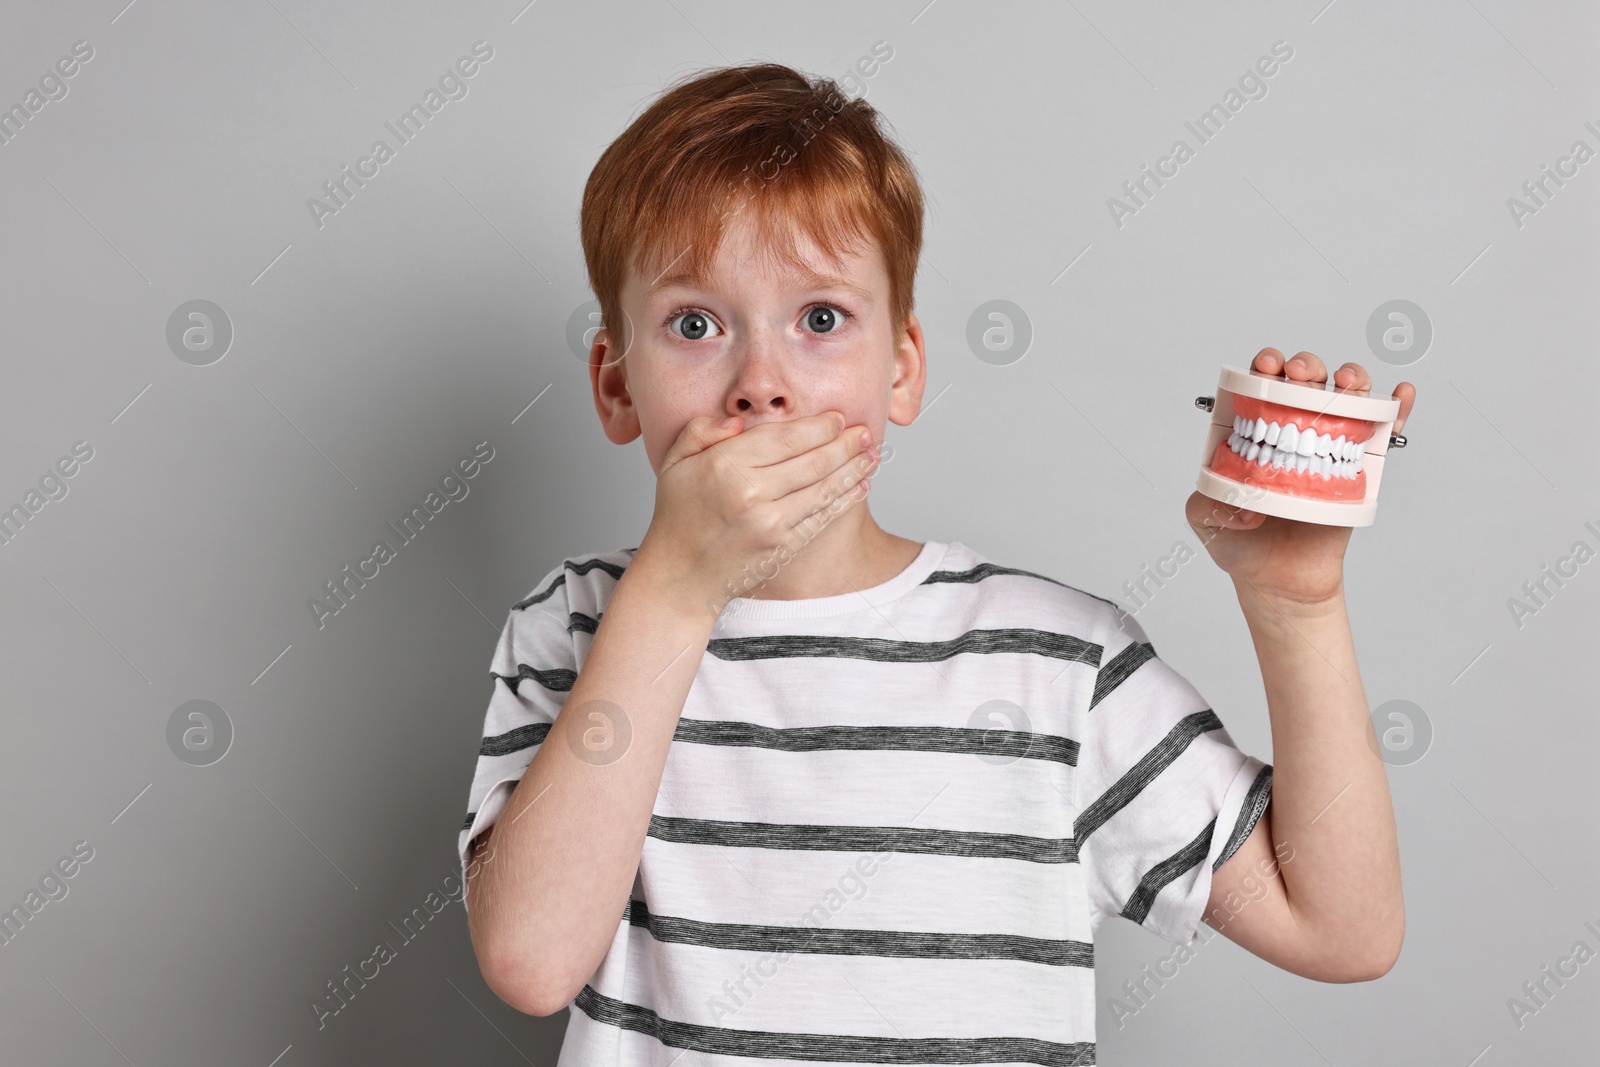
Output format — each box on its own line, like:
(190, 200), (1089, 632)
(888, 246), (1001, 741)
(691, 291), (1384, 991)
(590, 211), (926, 475)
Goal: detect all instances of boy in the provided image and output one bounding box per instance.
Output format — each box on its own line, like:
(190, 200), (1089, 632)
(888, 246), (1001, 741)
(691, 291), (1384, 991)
(459, 62), (1414, 1064)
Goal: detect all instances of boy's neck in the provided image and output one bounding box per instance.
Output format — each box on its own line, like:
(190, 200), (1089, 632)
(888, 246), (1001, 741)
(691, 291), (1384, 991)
(733, 509), (923, 602)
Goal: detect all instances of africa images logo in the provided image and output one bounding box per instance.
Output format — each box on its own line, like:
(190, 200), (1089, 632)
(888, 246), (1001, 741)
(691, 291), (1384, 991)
(1106, 39), (1295, 228)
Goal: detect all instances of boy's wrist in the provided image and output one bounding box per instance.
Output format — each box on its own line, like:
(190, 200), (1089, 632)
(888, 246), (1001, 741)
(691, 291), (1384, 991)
(1232, 576), (1348, 622)
(623, 540), (728, 629)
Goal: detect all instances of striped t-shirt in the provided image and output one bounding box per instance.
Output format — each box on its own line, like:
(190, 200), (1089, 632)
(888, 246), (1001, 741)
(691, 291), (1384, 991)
(459, 539), (1272, 1066)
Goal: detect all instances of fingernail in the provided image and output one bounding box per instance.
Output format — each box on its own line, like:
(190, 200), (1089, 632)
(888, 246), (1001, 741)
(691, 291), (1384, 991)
(835, 412), (846, 430)
(860, 430), (871, 448)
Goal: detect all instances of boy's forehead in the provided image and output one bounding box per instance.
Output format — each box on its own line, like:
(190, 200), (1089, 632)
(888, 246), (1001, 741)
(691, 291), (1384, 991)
(633, 230), (883, 302)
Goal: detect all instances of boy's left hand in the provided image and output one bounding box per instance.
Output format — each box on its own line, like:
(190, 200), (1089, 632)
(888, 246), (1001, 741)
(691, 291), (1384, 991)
(1185, 348), (1418, 609)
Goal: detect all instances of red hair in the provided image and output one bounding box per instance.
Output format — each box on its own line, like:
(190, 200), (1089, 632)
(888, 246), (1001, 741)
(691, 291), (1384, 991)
(579, 62), (924, 354)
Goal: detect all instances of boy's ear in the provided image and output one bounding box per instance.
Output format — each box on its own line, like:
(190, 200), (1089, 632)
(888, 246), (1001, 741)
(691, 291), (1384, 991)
(590, 327), (642, 445)
(885, 311), (928, 429)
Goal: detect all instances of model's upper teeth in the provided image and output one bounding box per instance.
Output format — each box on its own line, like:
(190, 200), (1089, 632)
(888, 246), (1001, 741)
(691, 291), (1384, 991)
(1229, 415), (1366, 479)
(1235, 415), (1367, 459)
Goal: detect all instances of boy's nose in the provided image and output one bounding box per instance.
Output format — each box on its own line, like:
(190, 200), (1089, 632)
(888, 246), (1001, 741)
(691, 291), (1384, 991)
(728, 328), (796, 420)
(732, 395), (793, 423)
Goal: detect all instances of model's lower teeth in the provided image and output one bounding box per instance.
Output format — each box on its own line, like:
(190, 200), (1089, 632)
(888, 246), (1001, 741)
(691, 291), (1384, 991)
(1226, 415), (1368, 481)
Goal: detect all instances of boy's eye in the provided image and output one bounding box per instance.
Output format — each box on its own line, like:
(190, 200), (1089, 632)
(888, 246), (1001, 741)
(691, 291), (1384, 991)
(668, 310), (720, 340)
(804, 305), (842, 334)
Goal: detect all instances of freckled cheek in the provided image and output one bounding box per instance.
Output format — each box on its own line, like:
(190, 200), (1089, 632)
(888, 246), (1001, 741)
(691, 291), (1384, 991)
(630, 371), (702, 458)
(840, 373), (893, 434)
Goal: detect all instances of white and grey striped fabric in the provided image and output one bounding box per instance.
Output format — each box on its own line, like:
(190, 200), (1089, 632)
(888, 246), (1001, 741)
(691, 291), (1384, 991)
(459, 539), (1272, 1066)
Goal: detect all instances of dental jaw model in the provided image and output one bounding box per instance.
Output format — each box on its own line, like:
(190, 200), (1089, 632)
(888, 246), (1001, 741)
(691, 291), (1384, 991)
(1195, 365), (1405, 527)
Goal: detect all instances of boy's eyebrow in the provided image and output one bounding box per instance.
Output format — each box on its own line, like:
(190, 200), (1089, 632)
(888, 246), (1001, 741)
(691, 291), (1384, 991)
(792, 269), (875, 304)
(646, 268), (875, 304)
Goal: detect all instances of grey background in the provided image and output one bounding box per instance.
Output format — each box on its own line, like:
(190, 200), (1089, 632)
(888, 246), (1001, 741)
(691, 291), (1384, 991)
(2, 0), (1596, 1063)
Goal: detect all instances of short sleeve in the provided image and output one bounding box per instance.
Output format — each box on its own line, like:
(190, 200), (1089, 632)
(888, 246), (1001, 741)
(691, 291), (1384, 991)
(1074, 605), (1273, 946)
(457, 562), (577, 909)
